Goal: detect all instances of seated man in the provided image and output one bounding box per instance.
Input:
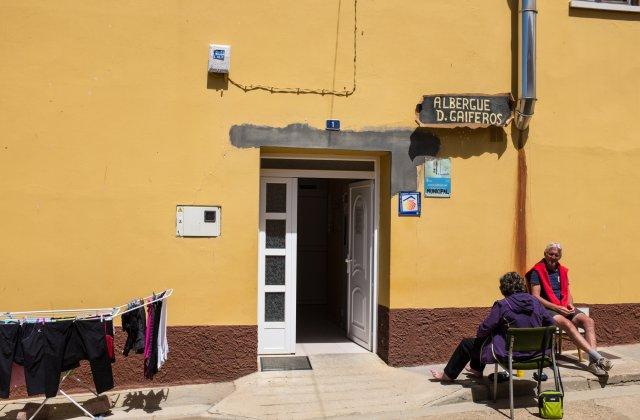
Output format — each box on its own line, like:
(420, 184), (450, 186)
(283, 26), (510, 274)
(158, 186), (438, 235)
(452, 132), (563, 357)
(431, 272), (555, 381)
(527, 242), (613, 376)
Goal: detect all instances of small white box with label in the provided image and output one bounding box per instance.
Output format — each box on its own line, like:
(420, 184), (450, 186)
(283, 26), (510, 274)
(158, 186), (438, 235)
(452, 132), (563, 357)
(176, 206), (221, 237)
(208, 44), (231, 74)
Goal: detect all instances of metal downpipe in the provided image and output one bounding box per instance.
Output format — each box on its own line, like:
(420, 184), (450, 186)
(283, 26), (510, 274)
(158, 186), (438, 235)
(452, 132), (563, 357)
(515, 0), (537, 130)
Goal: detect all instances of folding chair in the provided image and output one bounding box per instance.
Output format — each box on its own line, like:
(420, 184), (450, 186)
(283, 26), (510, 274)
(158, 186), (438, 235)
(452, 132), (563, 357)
(492, 326), (562, 420)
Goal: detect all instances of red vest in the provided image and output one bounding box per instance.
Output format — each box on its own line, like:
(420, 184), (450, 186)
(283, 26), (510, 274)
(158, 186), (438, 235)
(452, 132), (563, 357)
(527, 260), (569, 307)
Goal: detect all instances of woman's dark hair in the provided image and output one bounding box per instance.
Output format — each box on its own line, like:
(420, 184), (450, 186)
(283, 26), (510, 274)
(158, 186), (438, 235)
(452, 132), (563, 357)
(499, 272), (526, 296)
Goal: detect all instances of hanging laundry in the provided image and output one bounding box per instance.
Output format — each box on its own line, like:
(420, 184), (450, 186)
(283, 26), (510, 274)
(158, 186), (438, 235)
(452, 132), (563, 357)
(0, 289), (171, 399)
(3, 319), (116, 399)
(105, 319), (115, 363)
(14, 321), (48, 397)
(146, 291), (165, 379)
(157, 294), (169, 371)
(56, 319), (115, 397)
(122, 299), (146, 356)
(144, 295), (156, 379)
(65, 319), (114, 395)
(0, 323), (21, 399)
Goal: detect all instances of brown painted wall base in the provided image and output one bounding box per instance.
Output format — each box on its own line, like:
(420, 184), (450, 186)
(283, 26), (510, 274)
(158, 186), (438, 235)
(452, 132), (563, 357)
(6, 325), (257, 400)
(377, 303), (640, 367)
(6, 304), (639, 400)
(376, 305), (390, 363)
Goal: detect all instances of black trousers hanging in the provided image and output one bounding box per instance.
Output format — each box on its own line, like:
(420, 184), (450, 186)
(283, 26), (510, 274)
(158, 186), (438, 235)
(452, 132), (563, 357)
(17, 321), (71, 398)
(0, 324), (21, 399)
(443, 337), (487, 380)
(18, 322), (47, 396)
(16, 320), (113, 398)
(63, 320), (114, 395)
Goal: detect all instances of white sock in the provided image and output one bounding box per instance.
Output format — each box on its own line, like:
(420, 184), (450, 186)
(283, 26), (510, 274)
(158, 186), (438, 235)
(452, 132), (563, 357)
(588, 349), (602, 363)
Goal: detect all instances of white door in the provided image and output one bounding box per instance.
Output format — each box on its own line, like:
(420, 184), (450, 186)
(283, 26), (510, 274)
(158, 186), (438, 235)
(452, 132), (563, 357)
(347, 180), (374, 350)
(258, 177), (297, 354)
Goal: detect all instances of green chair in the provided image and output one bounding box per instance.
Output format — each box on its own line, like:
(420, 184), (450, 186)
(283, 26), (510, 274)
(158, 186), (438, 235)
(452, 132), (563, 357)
(492, 326), (562, 419)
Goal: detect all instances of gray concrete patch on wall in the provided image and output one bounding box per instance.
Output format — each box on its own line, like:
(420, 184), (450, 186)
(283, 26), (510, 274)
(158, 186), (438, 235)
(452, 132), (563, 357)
(230, 123), (507, 195)
(229, 123), (439, 195)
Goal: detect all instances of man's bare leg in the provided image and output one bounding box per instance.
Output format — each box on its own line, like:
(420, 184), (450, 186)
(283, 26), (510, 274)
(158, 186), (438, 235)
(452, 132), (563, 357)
(555, 315), (613, 373)
(554, 315), (593, 353)
(573, 313), (596, 349)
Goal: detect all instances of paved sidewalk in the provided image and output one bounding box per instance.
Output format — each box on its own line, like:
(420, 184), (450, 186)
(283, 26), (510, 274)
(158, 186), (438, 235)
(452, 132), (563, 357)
(2, 343), (640, 419)
(209, 353), (456, 418)
(0, 383), (233, 419)
(209, 344), (640, 419)
(346, 383), (640, 419)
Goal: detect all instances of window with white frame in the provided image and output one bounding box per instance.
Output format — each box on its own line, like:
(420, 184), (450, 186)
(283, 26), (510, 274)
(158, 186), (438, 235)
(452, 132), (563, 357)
(583, 0), (637, 4)
(570, 0), (640, 12)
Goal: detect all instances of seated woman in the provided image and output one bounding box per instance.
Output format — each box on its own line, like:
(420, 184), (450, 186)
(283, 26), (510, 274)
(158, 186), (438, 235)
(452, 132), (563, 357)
(431, 272), (555, 381)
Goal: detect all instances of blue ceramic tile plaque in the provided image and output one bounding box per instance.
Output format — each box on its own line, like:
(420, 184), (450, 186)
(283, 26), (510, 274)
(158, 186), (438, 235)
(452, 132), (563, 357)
(398, 191), (421, 216)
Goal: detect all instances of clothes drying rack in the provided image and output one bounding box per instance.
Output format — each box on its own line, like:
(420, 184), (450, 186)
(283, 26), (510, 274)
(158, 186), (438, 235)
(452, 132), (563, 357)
(0, 289), (173, 420)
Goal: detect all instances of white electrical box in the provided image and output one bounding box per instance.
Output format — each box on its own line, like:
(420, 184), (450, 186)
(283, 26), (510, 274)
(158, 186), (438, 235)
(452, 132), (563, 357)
(208, 44), (231, 74)
(176, 205), (221, 237)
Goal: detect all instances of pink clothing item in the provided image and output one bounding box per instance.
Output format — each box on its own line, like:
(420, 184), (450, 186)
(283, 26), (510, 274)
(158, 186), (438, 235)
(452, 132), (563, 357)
(10, 363), (26, 388)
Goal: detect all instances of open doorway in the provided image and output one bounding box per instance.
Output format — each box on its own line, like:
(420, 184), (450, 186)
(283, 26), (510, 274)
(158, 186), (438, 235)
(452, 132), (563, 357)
(296, 178), (370, 355)
(257, 156), (379, 356)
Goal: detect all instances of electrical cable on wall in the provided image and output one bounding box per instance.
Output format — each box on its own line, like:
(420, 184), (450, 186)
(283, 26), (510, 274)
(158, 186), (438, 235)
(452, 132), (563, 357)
(228, 0), (358, 97)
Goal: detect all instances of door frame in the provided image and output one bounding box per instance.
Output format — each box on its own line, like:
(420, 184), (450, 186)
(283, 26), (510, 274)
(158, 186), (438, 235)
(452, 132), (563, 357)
(259, 153), (381, 354)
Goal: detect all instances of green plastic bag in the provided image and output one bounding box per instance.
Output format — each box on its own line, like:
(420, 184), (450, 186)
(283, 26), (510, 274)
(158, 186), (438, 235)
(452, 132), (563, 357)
(538, 390), (563, 419)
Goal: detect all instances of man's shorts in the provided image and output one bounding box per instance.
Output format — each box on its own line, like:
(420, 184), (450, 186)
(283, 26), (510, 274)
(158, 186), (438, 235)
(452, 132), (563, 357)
(547, 307), (585, 321)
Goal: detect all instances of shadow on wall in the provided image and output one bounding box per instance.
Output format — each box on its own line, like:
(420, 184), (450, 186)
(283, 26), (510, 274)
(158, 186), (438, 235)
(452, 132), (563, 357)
(230, 123), (508, 195)
(207, 74), (229, 93)
(429, 126), (508, 160)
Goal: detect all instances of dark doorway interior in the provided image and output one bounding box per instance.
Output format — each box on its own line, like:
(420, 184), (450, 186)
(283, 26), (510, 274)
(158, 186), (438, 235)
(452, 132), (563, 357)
(296, 178), (367, 354)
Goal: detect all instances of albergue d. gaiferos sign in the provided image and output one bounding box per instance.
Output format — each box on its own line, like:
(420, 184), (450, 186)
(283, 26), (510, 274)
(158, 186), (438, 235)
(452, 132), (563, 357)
(416, 93), (514, 128)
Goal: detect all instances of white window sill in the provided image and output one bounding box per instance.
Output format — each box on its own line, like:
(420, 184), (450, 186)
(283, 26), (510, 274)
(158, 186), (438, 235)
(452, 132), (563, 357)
(570, 1), (640, 13)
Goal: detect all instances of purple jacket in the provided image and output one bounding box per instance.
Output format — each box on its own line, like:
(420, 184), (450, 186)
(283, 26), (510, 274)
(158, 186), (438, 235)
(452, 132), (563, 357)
(477, 293), (555, 364)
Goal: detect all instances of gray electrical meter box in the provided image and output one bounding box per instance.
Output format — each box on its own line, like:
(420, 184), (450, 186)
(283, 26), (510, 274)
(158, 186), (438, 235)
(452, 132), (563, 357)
(176, 205), (221, 237)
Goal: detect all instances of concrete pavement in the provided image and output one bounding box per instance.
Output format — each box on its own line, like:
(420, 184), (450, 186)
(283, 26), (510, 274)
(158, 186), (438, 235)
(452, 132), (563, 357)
(208, 344), (640, 419)
(3, 343), (640, 419)
(0, 382), (233, 420)
(347, 383), (640, 419)
(209, 352), (456, 418)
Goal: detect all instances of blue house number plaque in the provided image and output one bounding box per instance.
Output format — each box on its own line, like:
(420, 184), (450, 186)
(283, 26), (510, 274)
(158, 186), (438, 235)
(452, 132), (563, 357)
(326, 120), (341, 131)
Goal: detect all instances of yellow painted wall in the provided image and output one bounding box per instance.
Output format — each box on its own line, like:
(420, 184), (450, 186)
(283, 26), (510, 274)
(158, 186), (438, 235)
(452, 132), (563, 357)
(1, 0), (638, 325)
(390, 1), (640, 308)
